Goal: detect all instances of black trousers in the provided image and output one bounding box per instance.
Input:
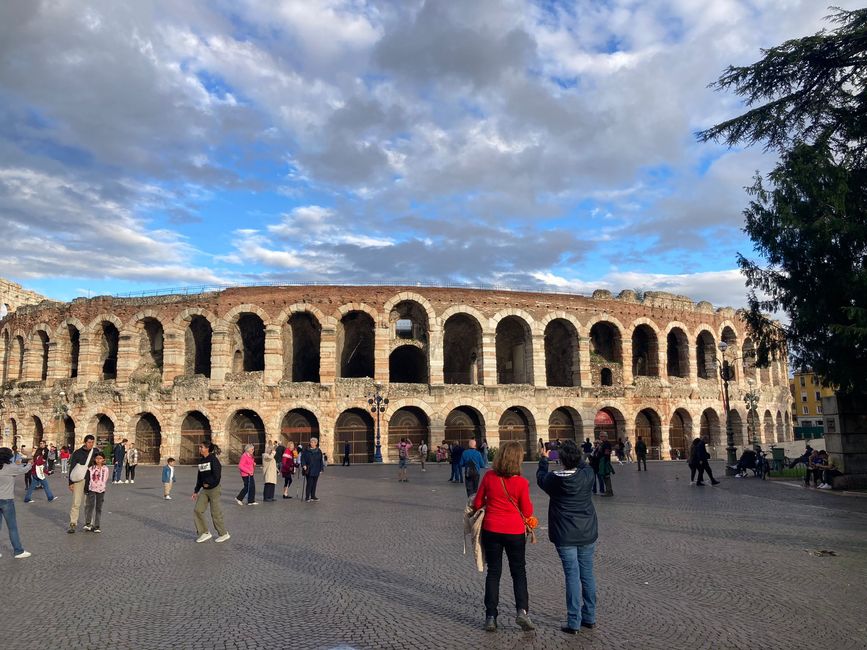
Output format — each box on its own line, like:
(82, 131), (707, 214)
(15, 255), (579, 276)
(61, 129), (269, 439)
(342, 454), (350, 466)
(637, 455), (647, 471)
(125, 465), (136, 481)
(481, 529), (528, 617)
(698, 460), (715, 483)
(283, 474), (293, 489)
(465, 471), (479, 496)
(263, 483), (275, 501)
(690, 463), (699, 482)
(305, 474), (319, 500)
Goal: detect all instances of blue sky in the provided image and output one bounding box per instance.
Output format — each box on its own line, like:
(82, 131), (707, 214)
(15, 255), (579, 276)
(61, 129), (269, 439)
(0, 1), (858, 306)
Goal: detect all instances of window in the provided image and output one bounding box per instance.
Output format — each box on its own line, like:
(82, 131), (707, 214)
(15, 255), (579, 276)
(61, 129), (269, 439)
(815, 391), (821, 401)
(799, 376), (805, 387)
(802, 406), (808, 414)
(801, 394), (807, 402)
(811, 376), (818, 385)
(817, 404), (823, 414)
(801, 420), (812, 427)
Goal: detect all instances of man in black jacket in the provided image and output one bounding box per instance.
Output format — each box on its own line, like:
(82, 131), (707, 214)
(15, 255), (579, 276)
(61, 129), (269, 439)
(537, 440), (598, 635)
(112, 438), (127, 484)
(67, 435), (96, 534)
(300, 437), (325, 502)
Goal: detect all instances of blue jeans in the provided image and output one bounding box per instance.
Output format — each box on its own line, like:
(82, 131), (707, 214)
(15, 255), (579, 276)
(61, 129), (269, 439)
(0, 499), (25, 555)
(113, 463), (123, 482)
(236, 475), (256, 504)
(450, 463), (463, 482)
(592, 473), (605, 494)
(556, 543), (596, 628)
(24, 476), (55, 502)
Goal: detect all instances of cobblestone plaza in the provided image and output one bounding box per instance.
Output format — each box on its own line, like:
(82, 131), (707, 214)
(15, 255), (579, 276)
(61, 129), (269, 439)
(3, 461), (866, 650)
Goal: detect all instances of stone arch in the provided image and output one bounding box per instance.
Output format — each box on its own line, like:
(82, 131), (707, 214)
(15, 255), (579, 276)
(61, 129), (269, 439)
(588, 318), (624, 386)
(88, 317), (121, 381)
(389, 345), (428, 383)
(334, 301), (379, 324)
(495, 314), (534, 385)
(544, 317), (580, 387)
(700, 408), (722, 450)
(226, 408), (267, 464)
(695, 327), (717, 380)
(548, 407), (582, 442)
(387, 405), (430, 454)
(93, 413), (116, 447)
(272, 303), (335, 330)
(634, 408), (663, 459)
(594, 405), (627, 441)
(776, 410), (785, 443)
(86, 313), (124, 334)
(763, 409), (774, 445)
(279, 408), (321, 446)
(130, 313), (165, 377)
(9, 333), (24, 382)
(728, 409), (746, 447)
(439, 304), (491, 331)
(666, 325), (690, 379)
(498, 406), (537, 460)
(335, 408), (375, 464)
(29, 325), (52, 381)
(443, 311), (484, 385)
(337, 309), (375, 378)
(630, 319), (660, 378)
(229, 312), (266, 373)
(491, 308), (539, 334)
(222, 303), (271, 326)
(54, 318), (84, 379)
(668, 407), (693, 459)
(63, 415), (76, 449)
(134, 412), (162, 464)
(31, 415), (44, 448)
(281, 310), (322, 382)
(382, 291), (437, 330)
(444, 405), (486, 449)
(179, 410), (212, 464)
(184, 314), (213, 377)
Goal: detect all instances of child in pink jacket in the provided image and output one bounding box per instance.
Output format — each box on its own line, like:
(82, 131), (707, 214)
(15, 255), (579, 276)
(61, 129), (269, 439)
(235, 445), (258, 506)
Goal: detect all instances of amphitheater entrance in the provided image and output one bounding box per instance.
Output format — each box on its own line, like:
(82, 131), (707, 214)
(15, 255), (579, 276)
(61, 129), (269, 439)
(135, 413), (162, 464)
(335, 409), (374, 464)
(593, 409), (619, 440)
(635, 409), (662, 460)
(31, 416), (44, 448)
(280, 409), (320, 446)
(387, 407), (429, 453)
(180, 411), (212, 464)
(668, 409), (691, 460)
(444, 406), (485, 448)
(64, 417), (75, 449)
(227, 409), (266, 464)
(548, 407), (581, 442)
(95, 414), (115, 448)
(498, 407), (535, 460)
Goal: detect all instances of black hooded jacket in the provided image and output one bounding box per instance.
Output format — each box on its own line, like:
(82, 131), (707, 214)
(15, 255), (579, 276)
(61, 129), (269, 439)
(537, 457), (598, 547)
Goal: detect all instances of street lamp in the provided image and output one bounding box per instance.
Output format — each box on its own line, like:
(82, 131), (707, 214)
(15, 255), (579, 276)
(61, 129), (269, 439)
(368, 384), (389, 463)
(717, 341), (738, 476)
(744, 378), (760, 450)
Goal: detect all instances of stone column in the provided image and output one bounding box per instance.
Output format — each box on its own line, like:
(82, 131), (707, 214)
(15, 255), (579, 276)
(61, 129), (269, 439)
(689, 345), (699, 388)
(621, 339), (633, 386)
(116, 331), (136, 385)
(531, 334), (545, 387)
(209, 329), (229, 387)
(658, 340), (668, 383)
(481, 333), (496, 386)
(263, 325), (282, 386)
(21, 341), (37, 382)
(77, 334), (98, 383)
(577, 337), (592, 388)
(46, 341), (62, 382)
(428, 326), (444, 385)
(319, 327), (337, 385)
(374, 323), (389, 384)
(161, 328), (185, 386)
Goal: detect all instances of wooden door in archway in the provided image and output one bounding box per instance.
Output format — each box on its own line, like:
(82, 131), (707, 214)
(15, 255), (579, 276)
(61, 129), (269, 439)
(335, 410), (374, 464)
(498, 408), (533, 459)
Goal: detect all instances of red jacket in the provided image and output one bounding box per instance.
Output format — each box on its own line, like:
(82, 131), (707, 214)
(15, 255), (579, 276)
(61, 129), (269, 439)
(472, 471), (533, 535)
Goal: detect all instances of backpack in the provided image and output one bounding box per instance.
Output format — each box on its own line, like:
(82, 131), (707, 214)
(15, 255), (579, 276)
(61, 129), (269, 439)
(399, 444), (408, 459)
(465, 458), (479, 479)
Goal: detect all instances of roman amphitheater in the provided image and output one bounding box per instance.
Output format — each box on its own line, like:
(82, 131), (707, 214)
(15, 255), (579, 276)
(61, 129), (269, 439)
(0, 283), (794, 464)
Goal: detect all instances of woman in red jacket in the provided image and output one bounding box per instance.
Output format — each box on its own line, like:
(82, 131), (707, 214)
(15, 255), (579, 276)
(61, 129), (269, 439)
(472, 441), (535, 633)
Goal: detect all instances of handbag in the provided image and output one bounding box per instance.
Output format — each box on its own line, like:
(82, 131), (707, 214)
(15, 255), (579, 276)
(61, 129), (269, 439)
(36, 464), (46, 480)
(500, 477), (538, 544)
(69, 448), (95, 483)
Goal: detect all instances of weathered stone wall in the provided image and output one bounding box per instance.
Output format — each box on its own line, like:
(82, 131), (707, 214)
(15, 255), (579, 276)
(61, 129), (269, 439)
(0, 285), (794, 463)
(0, 278), (47, 315)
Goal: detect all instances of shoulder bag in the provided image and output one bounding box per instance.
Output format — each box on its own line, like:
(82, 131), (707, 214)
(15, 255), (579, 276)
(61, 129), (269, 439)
(69, 448), (95, 483)
(499, 477), (538, 544)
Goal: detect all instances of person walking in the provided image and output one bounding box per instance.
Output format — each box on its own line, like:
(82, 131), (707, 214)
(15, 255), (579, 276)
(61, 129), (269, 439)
(124, 443), (139, 483)
(274, 440), (286, 472)
(192, 442), (230, 543)
(162, 457), (177, 500)
(21, 446), (31, 491)
(449, 441), (464, 483)
(47, 445), (57, 473)
(581, 438), (593, 463)
(635, 436), (647, 471)
(23, 448), (59, 503)
(0, 447), (32, 558)
(59, 446), (70, 475)
(112, 438), (127, 484)
(624, 439), (633, 463)
(597, 433), (615, 497)
(589, 441), (605, 495)
(83, 453), (109, 533)
(67, 435), (97, 534)
(696, 436), (720, 486)
(397, 438), (413, 482)
(262, 443), (277, 502)
(688, 438), (701, 485)
(300, 437), (325, 502)
(615, 439), (625, 465)
(342, 442), (351, 466)
(236, 444), (258, 505)
(418, 440), (428, 472)
(537, 440), (598, 635)
(472, 441), (535, 633)
(460, 439), (486, 497)
(281, 442), (296, 499)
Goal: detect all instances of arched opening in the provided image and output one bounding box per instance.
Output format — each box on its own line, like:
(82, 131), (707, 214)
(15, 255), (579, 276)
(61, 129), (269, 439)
(498, 407), (535, 459)
(338, 311), (375, 378)
(14, 335), (24, 381)
(594, 408), (623, 440)
(185, 315), (212, 377)
(387, 406), (430, 452)
(496, 316), (533, 385)
(635, 409), (662, 459)
(666, 327), (689, 378)
(389, 300), (429, 343)
(443, 313), (483, 385)
(280, 409), (320, 446)
(67, 325), (80, 378)
(632, 325), (659, 377)
(36, 331), (49, 381)
(95, 414), (115, 449)
(700, 408), (721, 453)
(763, 410), (774, 445)
(590, 322), (622, 386)
(444, 406), (485, 448)
(135, 413), (162, 464)
(180, 411), (212, 464)
(548, 407), (581, 442)
(544, 319), (579, 387)
(668, 408), (692, 459)
(31, 416), (44, 448)
(138, 317), (164, 375)
(695, 331), (716, 380)
(9, 417), (19, 448)
(721, 326), (738, 381)
(99, 322), (119, 380)
(728, 409), (746, 447)
(228, 409), (266, 463)
(776, 411), (784, 443)
(784, 412), (791, 442)
(1, 331), (8, 384)
(743, 337), (757, 381)
(64, 417), (76, 449)
(335, 408), (375, 463)
(284, 312), (321, 382)
(389, 345), (428, 383)
(231, 314), (265, 373)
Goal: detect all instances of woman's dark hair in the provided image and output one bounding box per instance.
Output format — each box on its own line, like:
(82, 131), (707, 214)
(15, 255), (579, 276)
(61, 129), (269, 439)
(0, 447), (13, 467)
(200, 441), (220, 456)
(558, 440), (581, 470)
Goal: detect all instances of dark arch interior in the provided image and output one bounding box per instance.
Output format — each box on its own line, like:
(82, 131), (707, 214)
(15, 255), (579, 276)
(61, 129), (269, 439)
(140, 318), (164, 372)
(37, 331), (49, 380)
(388, 406), (430, 450)
(280, 409), (320, 445)
(498, 407), (534, 459)
(496, 316), (532, 384)
(590, 322), (621, 363)
(228, 409), (266, 463)
(545, 319), (578, 387)
(667, 328), (689, 378)
(185, 315), (212, 377)
(444, 406), (485, 447)
(389, 345), (428, 383)
(335, 408), (375, 463)
(339, 311), (375, 378)
(234, 314), (265, 373)
(96, 414), (114, 447)
(632, 325), (659, 377)
(135, 413), (161, 464)
(68, 325), (80, 378)
(287, 312), (321, 382)
(443, 314), (482, 385)
(548, 407), (580, 441)
(180, 411), (212, 464)
(100, 322), (119, 380)
(696, 331), (716, 380)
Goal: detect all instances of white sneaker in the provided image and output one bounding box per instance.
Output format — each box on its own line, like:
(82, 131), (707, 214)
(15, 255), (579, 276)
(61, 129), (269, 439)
(164, 495), (172, 500)
(215, 533), (231, 543)
(130, 480), (135, 484)
(819, 484), (832, 490)
(124, 480), (129, 484)
(248, 502), (259, 506)
(235, 498), (244, 506)
(195, 532), (213, 543)
(14, 551), (31, 559)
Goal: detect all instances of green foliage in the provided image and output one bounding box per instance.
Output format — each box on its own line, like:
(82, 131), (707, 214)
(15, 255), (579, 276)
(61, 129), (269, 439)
(701, 8), (867, 396)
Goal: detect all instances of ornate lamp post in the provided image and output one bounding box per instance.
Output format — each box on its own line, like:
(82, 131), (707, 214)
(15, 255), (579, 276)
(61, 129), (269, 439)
(717, 342), (738, 476)
(368, 384), (389, 463)
(744, 378), (760, 450)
